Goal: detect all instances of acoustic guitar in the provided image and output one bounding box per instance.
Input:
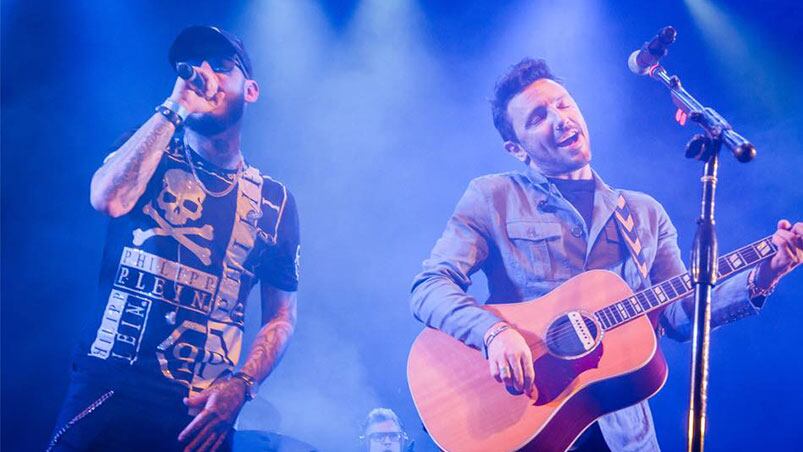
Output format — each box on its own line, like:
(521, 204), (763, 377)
(407, 236), (777, 451)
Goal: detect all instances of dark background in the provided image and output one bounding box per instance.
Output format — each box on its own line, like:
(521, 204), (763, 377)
(2, 0), (802, 450)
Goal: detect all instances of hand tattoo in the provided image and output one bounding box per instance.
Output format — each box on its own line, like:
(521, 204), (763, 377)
(179, 379), (245, 452)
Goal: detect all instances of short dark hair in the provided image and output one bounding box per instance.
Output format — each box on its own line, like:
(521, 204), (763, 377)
(491, 58), (561, 142)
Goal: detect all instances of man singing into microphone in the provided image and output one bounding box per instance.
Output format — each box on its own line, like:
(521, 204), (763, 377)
(49, 26), (300, 451)
(409, 58), (802, 450)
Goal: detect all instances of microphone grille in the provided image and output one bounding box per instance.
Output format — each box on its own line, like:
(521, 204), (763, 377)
(175, 62), (194, 80)
(627, 50), (649, 75)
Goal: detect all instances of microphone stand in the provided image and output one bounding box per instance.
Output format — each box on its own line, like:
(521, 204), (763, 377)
(643, 64), (756, 452)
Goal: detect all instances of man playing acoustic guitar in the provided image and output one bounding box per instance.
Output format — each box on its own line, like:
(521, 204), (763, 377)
(409, 59), (801, 451)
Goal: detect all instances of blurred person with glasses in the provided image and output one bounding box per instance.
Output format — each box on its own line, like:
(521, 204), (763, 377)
(361, 408), (410, 452)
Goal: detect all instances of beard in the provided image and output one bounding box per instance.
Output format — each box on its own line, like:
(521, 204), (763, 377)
(185, 92), (246, 136)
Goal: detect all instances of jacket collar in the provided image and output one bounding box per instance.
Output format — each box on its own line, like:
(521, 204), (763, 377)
(521, 165), (620, 254)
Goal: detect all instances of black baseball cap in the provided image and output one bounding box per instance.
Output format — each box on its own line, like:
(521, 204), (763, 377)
(168, 25), (253, 78)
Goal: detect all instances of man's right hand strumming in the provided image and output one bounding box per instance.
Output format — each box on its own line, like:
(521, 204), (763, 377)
(485, 321), (535, 397)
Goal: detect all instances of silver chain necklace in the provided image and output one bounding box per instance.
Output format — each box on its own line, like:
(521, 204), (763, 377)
(184, 145), (243, 198)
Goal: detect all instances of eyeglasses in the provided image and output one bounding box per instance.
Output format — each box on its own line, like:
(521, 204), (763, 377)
(185, 55), (247, 76)
(365, 432), (405, 443)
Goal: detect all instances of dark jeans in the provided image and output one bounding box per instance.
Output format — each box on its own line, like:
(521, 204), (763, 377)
(48, 372), (233, 451)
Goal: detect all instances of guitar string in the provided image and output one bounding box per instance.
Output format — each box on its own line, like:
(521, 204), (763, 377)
(543, 280), (709, 340)
(520, 237), (777, 350)
(533, 285), (671, 341)
(540, 293), (674, 341)
(540, 269), (765, 342)
(537, 241), (774, 342)
(539, 282), (697, 340)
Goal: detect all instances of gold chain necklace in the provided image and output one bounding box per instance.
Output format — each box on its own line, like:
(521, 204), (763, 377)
(184, 145), (243, 198)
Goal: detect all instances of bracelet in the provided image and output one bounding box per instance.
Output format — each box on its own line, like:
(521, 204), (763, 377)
(747, 266), (779, 301)
(155, 105), (183, 128)
(155, 99), (190, 128)
(230, 371), (257, 401)
(161, 98), (190, 122)
(483, 323), (511, 359)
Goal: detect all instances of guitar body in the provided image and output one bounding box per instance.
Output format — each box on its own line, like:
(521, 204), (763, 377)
(407, 270), (669, 452)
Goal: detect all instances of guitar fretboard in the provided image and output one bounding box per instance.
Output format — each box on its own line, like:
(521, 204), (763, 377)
(594, 236), (777, 330)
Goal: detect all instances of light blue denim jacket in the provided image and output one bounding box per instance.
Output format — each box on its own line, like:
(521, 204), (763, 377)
(410, 168), (760, 451)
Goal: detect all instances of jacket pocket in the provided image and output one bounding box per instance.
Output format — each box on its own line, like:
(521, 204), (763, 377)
(505, 221), (570, 283)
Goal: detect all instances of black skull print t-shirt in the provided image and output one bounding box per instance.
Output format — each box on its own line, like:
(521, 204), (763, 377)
(74, 136), (300, 401)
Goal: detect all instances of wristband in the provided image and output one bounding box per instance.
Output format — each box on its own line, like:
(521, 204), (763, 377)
(483, 323), (511, 359)
(747, 266), (779, 302)
(161, 98), (190, 122)
(155, 105), (182, 128)
(155, 99), (189, 128)
(230, 371), (258, 401)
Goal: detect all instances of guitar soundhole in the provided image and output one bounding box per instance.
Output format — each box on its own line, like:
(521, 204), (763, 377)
(545, 311), (601, 359)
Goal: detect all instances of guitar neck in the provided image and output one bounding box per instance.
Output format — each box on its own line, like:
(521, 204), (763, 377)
(593, 236), (777, 330)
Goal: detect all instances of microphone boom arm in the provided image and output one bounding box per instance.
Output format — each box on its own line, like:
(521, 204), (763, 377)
(648, 65), (756, 162)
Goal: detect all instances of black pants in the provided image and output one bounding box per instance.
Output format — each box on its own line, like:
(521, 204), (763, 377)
(48, 373), (233, 451)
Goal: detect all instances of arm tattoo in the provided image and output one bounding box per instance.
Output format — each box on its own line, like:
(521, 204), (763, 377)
(240, 301), (296, 381)
(95, 115), (174, 211)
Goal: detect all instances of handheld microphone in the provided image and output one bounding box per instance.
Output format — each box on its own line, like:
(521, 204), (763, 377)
(628, 26), (677, 75)
(175, 62), (207, 94)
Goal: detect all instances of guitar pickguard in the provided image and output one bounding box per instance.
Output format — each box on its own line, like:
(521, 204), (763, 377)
(533, 343), (603, 405)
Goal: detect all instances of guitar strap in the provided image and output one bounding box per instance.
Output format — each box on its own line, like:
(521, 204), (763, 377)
(613, 193), (650, 280)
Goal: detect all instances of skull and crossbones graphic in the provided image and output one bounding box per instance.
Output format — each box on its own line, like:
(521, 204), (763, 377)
(132, 169), (215, 265)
